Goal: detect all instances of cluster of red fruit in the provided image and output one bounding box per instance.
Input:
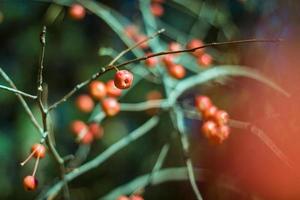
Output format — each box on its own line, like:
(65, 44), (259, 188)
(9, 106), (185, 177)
(117, 194), (144, 200)
(21, 144), (46, 191)
(150, 0), (165, 17)
(195, 95), (230, 144)
(72, 70), (133, 144)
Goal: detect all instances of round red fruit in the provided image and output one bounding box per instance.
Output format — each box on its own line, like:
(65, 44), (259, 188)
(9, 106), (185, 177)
(101, 97), (120, 116)
(88, 123), (104, 139)
(76, 94), (94, 113)
(187, 39), (204, 57)
(106, 80), (122, 97)
(203, 105), (218, 120)
(89, 81), (106, 100)
(162, 54), (175, 68)
(150, 3), (164, 17)
(69, 4), (85, 20)
(195, 95), (212, 112)
(80, 132), (94, 144)
(131, 195), (144, 200)
(201, 120), (217, 138)
(197, 53), (212, 67)
(31, 144), (46, 159)
(168, 42), (182, 53)
(23, 176), (38, 191)
(214, 110), (229, 125)
(114, 70), (134, 89)
(117, 196), (130, 200)
(70, 120), (87, 135)
(167, 64), (186, 79)
(145, 53), (158, 67)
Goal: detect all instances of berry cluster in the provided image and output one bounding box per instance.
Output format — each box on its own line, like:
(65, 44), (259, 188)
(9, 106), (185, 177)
(195, 95), (230, 144)
(150, 0), (165, 17)
(117, 194), (144, 200)
(187, 39), (213, 67)
(21, 144), (46, 191)
(72, 70), (133, 144)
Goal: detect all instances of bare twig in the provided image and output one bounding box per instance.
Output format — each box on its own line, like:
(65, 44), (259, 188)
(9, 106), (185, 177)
(0, 67), (43, 134)
(0, 84), (37, 99)
(38, 116), (159, 200)
(48, 38), (281, 112)
(48, 29), (164, 111)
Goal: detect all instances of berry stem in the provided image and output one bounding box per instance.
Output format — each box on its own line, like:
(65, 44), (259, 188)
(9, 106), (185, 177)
(32, 156), (40, 177)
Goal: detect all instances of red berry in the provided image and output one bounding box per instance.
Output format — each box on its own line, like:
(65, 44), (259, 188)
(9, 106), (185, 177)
(187, 39), (204, 57)
(167, 64), (186, 79)
(214, 110), (229, 125)
(23, 176), (38, 191)
(106, 80), (122, 97)
(201, 120), (217, 138)
(114, 70), (134, 89)
(101, 97), (120, 116)
(70, 120), (87, 135)
(131, 195), (144, 200)
(117, 196), (130, 200)
(145, 53), (158, 67)
(195, 95), (212, 112)
(88, 123), (104, 139)
(76, 94), (94, 113)
(218, 125), (230, 141)
(124, 25), (139, 39)
(69, 4), (85, 20)
(89, 81), (106, 100)
(133, 34), (149, 49)
(151, 0), (165, 3)
(80, 131), (94, 144)
(203, 105), (218, 120)
(197, 53), (212, 67)
(150, 3), (164, 17)
(31, 144), (46, 159)
(162, 54), (175, 68)
(168, 42), (182, 53)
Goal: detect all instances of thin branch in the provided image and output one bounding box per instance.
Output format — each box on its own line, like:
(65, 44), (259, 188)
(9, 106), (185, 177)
(172, 107), (203, 200)
(100, 167), (207, 200)
(48, 38), (280, 112)
(0, 84), (37, 99)
(37, 26), (46, 94)
(108, 28), (165, 67)
(47, 29), (164, 111)
(38, 116), (159, 200)
(120, 100), (170, 112)
(0, 67), (43, 134)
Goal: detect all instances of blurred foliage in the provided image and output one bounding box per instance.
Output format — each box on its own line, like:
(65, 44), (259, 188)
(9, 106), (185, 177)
(0, 0), (299, 200)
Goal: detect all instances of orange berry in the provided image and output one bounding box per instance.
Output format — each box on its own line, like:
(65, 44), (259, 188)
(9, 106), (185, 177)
(88, 123), (104, 139)
(76, 94), (94, 113)
(31, 144), (46, 159)
(101, 97), (120, 116)
(218, 125), (230, 140)
(89, 81), (106, 100)
(134, 34), (149, 49)
(150, 3), (164, 17)
(167, 64), (186, 79)
(168, 42), (182, 53)
(145, 90), (162, 115)
(114, 70), (134, 89)
(197, 53), (212, 67)
(201, 120), (217, 138)
(214, 110), (229, 126)
(70, 120), (87, 135)
(80, 131), (94, 144)
(117, 196), (130, 200)
(131, 195), (144, 200)
(203, 105), (218, 120)
(23, 176), (38, 191)
(195, 95), (212, 112)
(162, 54), (175, 68)
(145, 53), (158, 67)
(187, 39), (204, 57)
(69, 4), (85, 20)
(106, 80), (122, 97)
(124, 25), (139, 39)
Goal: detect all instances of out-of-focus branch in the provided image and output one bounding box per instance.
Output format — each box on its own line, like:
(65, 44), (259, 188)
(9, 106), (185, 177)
(47, 29), (164, 112)
(100, 167), (207, 200)
(0, 84), (37, 99)
(38, 116), (159, 200)
(0, 67), (43, 134)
